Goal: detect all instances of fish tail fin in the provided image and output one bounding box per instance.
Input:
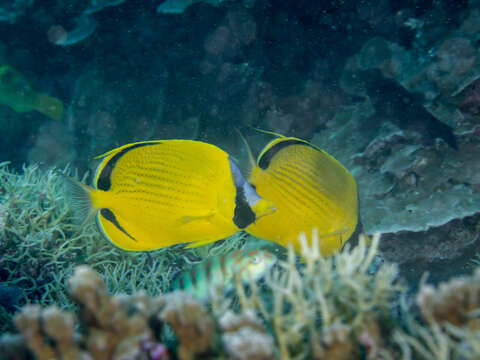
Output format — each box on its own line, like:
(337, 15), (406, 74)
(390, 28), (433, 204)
(62, 175), (97, 225)
(33, 93), (64, 121)
(234, 127), (256, 171)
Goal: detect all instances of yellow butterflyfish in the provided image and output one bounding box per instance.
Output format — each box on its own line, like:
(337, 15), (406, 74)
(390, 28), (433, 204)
(65, 140), (275, 251)
(242, 130), (358, 256)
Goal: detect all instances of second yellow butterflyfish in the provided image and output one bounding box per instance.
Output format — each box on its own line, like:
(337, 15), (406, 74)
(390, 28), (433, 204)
(244, 133), (358, 256)
(65, 140), (276, 251)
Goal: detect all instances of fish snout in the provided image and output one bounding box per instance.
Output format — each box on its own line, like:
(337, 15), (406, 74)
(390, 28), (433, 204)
(253, 199), (276, 220)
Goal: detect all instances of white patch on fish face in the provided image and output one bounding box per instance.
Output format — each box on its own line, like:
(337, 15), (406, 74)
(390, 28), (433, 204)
(228, 157), (262, 206)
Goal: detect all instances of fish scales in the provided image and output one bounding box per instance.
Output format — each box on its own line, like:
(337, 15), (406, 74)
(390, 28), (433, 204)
(264, 177), (305, 217)
(273, 167), (327, 211)
(279, 166), (343, 220)
(282, 150), (351, 215)
(119, 174), (204, 198)
(269, 171), (327, 221)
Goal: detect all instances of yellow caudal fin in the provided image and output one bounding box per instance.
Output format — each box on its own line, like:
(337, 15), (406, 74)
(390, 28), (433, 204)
(62, 175), (97, 225)
(34, 93), (64, 121)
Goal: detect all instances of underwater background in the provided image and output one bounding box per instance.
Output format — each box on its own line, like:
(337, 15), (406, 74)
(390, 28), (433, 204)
(1, 0), (480, 359)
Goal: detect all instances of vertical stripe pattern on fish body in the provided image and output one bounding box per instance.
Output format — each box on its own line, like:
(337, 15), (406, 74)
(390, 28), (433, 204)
(172, 250), (277, 300)
(246, 137), (358, 256)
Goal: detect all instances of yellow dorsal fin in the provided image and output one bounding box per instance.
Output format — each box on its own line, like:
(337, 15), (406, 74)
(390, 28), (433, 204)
(248, 126), (287, 138)
(94, 140), (164, 159)
(234, 127), (256, 172)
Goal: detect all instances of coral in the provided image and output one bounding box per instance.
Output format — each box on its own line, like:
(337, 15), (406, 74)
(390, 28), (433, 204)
(13, 266), (170, 360)
(416, 268), (480, 328)
(0, 201), (6, 234)
(219, 310), (274, 360)
(160, 292), (215, 360)
(0, 162), (247, 333)
(212, 232), (402, 359)
(1, 231), (480, 360)
(14, 305), (80, 360)
(392, 268), (480, 360)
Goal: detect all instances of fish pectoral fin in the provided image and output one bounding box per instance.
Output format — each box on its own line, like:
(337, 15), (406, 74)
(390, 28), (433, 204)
(176, 210), (217, 226)
(183, 237), (219, 249)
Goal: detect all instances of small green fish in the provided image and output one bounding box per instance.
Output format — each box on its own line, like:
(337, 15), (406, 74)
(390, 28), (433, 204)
(172, 249), (277, 300)
(0, 64), (64, 121)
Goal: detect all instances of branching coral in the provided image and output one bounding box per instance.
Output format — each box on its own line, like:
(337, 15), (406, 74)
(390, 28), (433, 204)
(219, 310), (274, 360)
(218, 232), (401, 359)
(393, 269), (480, 360)
(416, 268), (480, 328)
(1, 231), (480, 360)
(160, 291), (216, 360)
(0, 162), (247, 333)
(13, 266), (170, 360)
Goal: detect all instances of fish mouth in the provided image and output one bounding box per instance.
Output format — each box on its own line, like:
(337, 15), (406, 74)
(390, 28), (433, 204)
(253, 199), (276, 220)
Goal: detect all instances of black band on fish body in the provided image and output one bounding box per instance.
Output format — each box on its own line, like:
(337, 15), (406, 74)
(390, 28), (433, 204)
(96, 142), (160, 191)
(233, 186), (256, 228)
(229, 158), (257, 229)
(258, 139), (314, 170)
(99, 208), (137, 242)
